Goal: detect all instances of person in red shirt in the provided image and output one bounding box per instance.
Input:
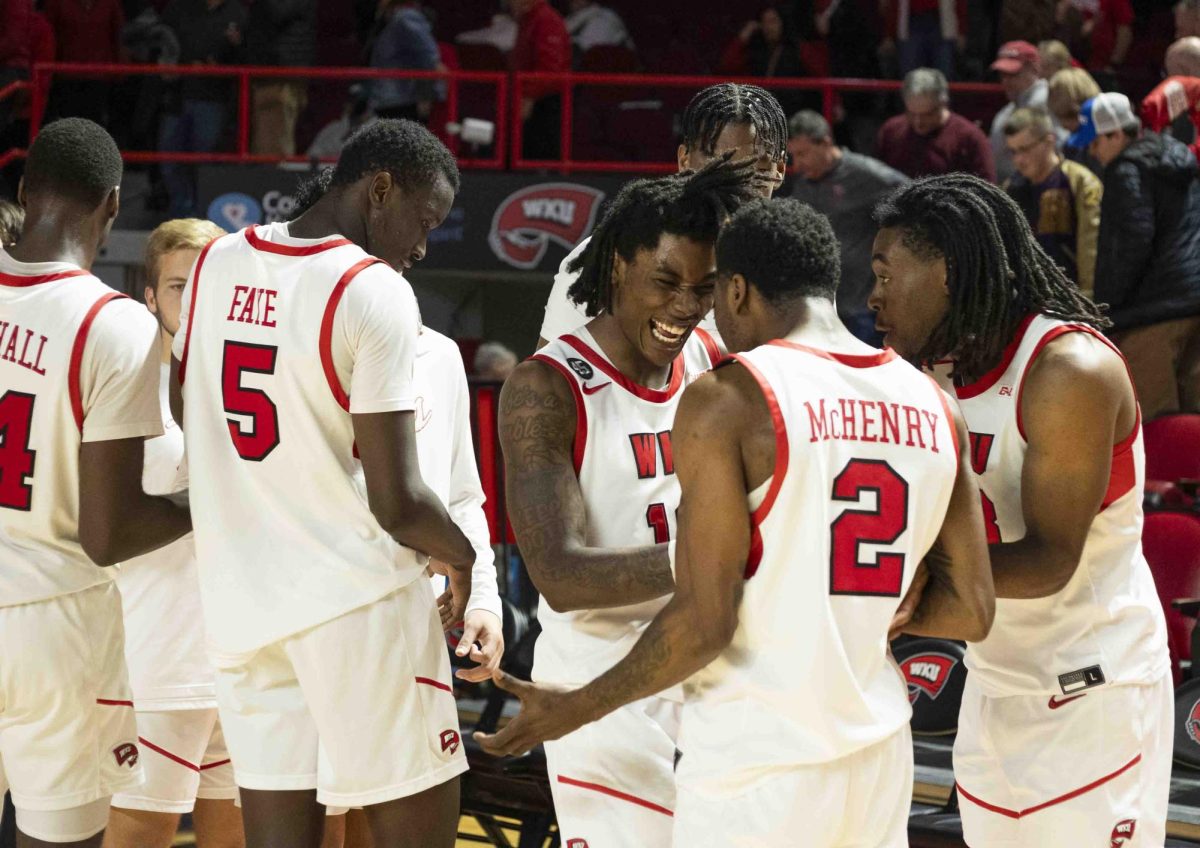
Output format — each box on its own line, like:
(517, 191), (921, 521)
(44, 0), (126, 125)
(1058, 0), (1132, 77)
(510, 0), (570, 161)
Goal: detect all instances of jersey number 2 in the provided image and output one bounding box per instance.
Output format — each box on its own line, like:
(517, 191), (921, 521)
(829, 459), (908, 597)
(222, 341), (280, 461)
(0, 391), (36, 511)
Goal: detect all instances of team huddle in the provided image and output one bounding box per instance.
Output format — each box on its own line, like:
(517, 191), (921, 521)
(0, 82), (1173, 848)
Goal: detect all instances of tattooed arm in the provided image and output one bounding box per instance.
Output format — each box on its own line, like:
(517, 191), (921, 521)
(478, 370), (753, 756)
(500, 360), (673, 612)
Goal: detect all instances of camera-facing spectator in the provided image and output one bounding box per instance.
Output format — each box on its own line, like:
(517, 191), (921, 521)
(1002, 107), (1101, 295)
(875, 68), (995, 181)
(878, 0), (966, 79)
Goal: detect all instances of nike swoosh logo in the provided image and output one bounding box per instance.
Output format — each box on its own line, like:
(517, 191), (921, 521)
(581, 382), (611, 395)
(1047, 693), (1087, 710)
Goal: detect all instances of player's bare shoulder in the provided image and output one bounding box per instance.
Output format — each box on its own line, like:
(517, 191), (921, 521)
(1021, 328), (1136, 435)
(677, 361), (774, 485)
(498, 357), (578, 470)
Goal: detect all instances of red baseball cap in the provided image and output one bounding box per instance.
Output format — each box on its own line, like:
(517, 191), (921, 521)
(991, 41), (1039, 74)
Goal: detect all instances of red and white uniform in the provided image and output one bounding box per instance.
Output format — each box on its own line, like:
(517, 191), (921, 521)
(933, 314), (1172, 847)
(674, 340), (959, 848)
(112, 362), (236, 814)
(173, 223), (465, 807)
(0, 251), (160, 836)
(530, 325), (720, 847)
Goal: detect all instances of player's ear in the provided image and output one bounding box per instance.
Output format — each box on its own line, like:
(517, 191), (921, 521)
(145, 285), (158, 313)
(730, 273), (749, 312)
(676, 144), (689, 172)
(104, 186), (120, 223)
(16, 177), (25, 208)
(611, 252), (627, 291)
(368, 171), (394, 211)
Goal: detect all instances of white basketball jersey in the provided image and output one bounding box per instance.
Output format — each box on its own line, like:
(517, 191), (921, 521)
(530, 325), (721, 693)
(114, 362), (215, 709)
(0, 253), (161, 607)
(680, 340), (959, 771)
(932, 314), (1169, 697)
(173, 224), (425, 665)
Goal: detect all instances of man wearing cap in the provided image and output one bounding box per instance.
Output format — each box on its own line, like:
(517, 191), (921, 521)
(1075, 91), (1200, 417)
(990, 40), (1063, 183)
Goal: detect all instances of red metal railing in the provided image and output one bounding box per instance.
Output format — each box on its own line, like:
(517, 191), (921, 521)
(5, 63), (1005, 173)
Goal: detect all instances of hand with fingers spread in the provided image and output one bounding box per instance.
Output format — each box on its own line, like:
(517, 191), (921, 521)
(889, 560), (929, 641)
(453, 609), (505, 683)
(473, 671), (590, 758)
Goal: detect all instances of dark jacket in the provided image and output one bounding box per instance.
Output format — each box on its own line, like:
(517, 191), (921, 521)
(244, 0), (316, 67)
(1095, 132), (1200, 330)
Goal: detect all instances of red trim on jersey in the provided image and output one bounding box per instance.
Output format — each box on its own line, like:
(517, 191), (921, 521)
(561, 334), (684, 403)
(728, 354), (789, 579)
(414, 676), (452, 693)
(176, 238), (216, 385)
(244, 225), (354, 256)
(70, 292), (126, 432)
(693, 327), (722, 368)
(96, 698), (134, 707)
(529, 354), (587, 473)
(768, 339), (898, 369)
(1014, 323), (1141, 510)
(556, 776), (674, 817)
(0, 268), (89, 287)
(956, 754), (1142, 820)
(953, 314), (1038, 400)
(319, 258), (387, 411)
(927, 376), (960, 459)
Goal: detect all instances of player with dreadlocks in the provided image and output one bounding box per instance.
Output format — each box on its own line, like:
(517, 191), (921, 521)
(870, 173), (1171, 847)
(537, 82), (788, 346)
(493, 157), (755, 847)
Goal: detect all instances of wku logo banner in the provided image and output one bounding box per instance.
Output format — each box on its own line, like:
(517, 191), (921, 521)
(900, 653), (958, 704)
(488, 183), (604, 270)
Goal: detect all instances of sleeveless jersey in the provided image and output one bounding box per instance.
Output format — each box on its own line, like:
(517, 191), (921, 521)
(680, 340), (959, 769)
(530, 325), (722, 694)
(173, 224), (425, 665)
(0, 252), (161, 607)
(114, 362), (215, 709)
(931, 314), (1169, 697)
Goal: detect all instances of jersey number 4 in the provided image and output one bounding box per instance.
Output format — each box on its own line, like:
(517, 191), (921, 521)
(0, 391), (37, 511)
(829, 458), (908, 597)
(222, 341), (280, 461)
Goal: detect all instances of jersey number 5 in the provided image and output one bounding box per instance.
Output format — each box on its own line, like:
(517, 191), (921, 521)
(829, 458), (908, 597)
(0, 391), (37, 511)
(222, 341), (280, 461)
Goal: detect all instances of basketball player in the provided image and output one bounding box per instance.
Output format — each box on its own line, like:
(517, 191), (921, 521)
(479, 198), (995, 846)
(0, 118), (192, 847)
(170, 120), (475, 848)
(491, 158), (756, 847)
(537, 83), (789, 346)
(869, 174), (1171, 846)
(104, 219), (244, 848)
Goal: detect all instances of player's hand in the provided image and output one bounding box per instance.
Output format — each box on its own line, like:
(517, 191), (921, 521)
(889, 561), (930, 641)
(437, 567), (471, 631)
(473, 671), (581, 757)
(454, 609), (505, 683)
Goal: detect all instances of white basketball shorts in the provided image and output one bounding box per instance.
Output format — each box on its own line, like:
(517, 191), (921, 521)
(111, 708), (236, 813)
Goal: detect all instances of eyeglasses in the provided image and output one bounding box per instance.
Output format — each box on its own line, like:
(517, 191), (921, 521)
(1006, 135), (1052, 157)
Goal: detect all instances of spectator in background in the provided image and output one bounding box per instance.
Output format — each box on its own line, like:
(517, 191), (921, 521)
(455, 5), (518, 54)
(1038, 39), (1075, 77)
(1003, 107), (1101, 294)
(474, 341), (518, 382)
(1057, 0), (1132, 83)
(1075, 92), (1200, 417)
(565, 0), (634, 53)
(788, 110), (907, 342)
(1048, 66), (1103, 172)
(244, 0), (316, 157)
(159, 0), (248, 217)
(999, 0), (1058, 46)
(1179, 1), (1200, 39)
(1144, 39), (1200, 156)
(306, 84), (376, 159)
(368, 0), (442, 122)
(878, 0), (966, 79)
(721, 6), (809, 114)
(511, 0), (570, 161)
(44, 0), (126, 126)
(0, 198), (23, 246)
(0, 0), (33, 92)
(1166, 35), (1200, 77)
(876, 68), (995, 181)
(990, 40), (1058, 184)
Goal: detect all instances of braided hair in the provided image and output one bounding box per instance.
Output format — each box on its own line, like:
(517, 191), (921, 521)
(680, 83), (788, 161)
(566, 155), (758, 317)
(873, 173), (1109, 383)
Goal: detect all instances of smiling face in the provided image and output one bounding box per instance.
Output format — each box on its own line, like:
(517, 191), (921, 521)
(867, 227), (950, 359)
(145, 248), (197, 336)
(610, 233), (717, 369)
(679, 122), (785, 198)
(365, 170), (456, 272)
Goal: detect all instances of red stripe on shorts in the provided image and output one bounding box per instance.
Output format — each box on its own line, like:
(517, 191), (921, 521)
(556, 775), (674, 817)
(415, 676), (452, 693)
(956, 754), (1142, 819)
(96, 698), (134, 707)
(138, 736), (201, 773)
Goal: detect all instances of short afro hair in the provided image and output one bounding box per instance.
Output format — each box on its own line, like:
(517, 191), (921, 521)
(23, 118), (122, 208)
(716, 198), (840, 304)
(330, 119), (459, 195)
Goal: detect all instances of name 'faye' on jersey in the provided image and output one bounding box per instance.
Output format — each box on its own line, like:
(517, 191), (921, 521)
(805, 397), (944, 453)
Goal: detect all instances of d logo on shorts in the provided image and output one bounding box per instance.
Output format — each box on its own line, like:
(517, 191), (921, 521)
(112, 743), (139, 767)
(1110, 819), (1136, 846)
(439, 729), (461, 755)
